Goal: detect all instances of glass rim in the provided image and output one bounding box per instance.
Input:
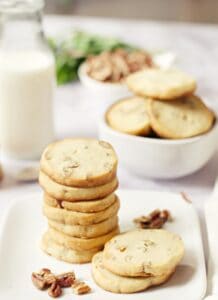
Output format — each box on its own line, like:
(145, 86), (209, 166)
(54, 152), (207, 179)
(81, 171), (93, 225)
(0, 0), (45, 14)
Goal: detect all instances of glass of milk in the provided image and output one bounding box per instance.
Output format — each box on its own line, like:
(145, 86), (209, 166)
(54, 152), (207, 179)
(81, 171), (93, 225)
(0, 0), (55, 161)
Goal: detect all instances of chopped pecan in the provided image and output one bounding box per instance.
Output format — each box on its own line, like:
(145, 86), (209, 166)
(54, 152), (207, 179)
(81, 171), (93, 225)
(118, 246), (126, 252)
(134, 209), (172, 229)
(32, 272), (47, 290)
(57, 272), (75, 288)
(149, 209), (161, 219)
(160, 209), (173, 221)
(72, 280), (91, 295)
(31, 268), (56, 290)
(69, 161), (80, 168)
(40, 268), (51, 275)
(48, 282), (62, 298)
(149, 217), (165, 229)
(86, 48), (155, 83)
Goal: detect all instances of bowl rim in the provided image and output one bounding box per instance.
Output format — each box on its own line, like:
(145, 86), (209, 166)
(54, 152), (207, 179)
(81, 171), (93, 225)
(100, 116), (218, 145)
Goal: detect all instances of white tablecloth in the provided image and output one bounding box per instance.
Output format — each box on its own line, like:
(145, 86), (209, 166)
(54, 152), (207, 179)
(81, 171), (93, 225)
(1, 16), (218, 248)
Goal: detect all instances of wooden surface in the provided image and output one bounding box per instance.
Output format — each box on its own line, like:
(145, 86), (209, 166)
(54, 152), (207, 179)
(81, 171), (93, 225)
(45, 0), (218, 23)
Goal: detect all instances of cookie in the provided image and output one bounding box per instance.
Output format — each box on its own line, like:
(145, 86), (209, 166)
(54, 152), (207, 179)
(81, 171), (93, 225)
(103, 229), (184, 277)
(148, 95), (215, 139)
(48, 215), (118, 238)
(44, 192), (116, 213)
(40, 138), (118, 187)
(92, 252), (175, 293)
(106, 97), (151, 136)
(126, 68), (196, 100)
(47, 226), (119, 251)
(43, 196), (120, 226)
(41, 232), (100, 264)
(39, 171), (118, 201)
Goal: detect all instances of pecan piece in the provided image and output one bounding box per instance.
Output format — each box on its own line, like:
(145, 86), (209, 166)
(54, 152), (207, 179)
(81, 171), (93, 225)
(72, 280), (91, 295)
(32, 272), (47, 290)
(57, 272), (75, 288)
(48, 282), (62, 298)
(118, 246), (126, 252)
(69, 161), (80, 168)
(149, 217), (165, 229)
(134, 209), (172, 229)
(31, 268), (56, 290)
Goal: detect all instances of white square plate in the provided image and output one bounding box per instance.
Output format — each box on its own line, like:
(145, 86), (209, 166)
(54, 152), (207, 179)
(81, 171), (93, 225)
(0, 189), (206, 300)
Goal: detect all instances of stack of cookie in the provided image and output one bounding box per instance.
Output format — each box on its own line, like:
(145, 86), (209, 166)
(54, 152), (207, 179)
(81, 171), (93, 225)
(92, 229), (185, 294)
(39, 138), (120, 263)
(106, 68), (215, 139)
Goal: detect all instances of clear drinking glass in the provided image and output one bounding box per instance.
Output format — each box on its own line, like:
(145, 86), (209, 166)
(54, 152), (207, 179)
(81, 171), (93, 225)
(0, 0), (55, 160)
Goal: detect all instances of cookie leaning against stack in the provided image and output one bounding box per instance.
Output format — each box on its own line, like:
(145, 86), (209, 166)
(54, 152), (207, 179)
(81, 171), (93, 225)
(106, 68), (215, 139)
(92, 229), (185, 293)
(39, 138), (120, 263)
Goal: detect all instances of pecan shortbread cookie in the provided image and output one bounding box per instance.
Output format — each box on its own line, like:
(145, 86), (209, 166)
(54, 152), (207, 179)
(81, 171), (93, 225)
(48, 215), (118, 238)
(39, 172), (118, 201)
(40, 139), (118, 187)
(41, 232), (100, 264)
(44, 192), (116, 213)
(43, 196), (120, 226)
(126, 68), (196, 100)
(92, 252), (175, 293)
(148, 95), (215, 139)
(106, 97), (151, 136)
(47, 226), (119, 251)
(103, 229), (184, 277)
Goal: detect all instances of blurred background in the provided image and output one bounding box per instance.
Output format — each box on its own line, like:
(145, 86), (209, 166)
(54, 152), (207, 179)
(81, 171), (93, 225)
(45, 0), (218, 23)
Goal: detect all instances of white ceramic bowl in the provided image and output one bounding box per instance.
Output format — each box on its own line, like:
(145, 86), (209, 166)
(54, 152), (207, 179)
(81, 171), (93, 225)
(99, 118), (218, 179)
(78, 51), (176, 115)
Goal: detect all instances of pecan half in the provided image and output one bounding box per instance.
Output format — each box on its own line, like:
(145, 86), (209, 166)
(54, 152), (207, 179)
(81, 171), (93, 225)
(31, 269), (56, 290)
(57, 272), (75, 288)
(48, 282), (62, 298)
(32, 272), (47, 290)
(72, 280), (91, 295)
(134, 209), (172, 229)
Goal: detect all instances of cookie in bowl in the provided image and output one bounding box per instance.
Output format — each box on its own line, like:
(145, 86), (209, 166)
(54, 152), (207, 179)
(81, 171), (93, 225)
(147, 95), (215, 139)
(106, 96), (151, 136)
(126, 68), (196, 100)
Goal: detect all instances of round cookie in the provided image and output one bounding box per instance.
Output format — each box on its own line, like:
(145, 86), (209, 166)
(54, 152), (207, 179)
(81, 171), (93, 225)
(40, 138), (118, 187)
(41, 232), (100, 264)
(92, 252), (175, 293)
(44, 192), (116, 213)
(126, 68), (196, 100)
(48, 226), (119, 251)
(43, 196), (120, 226)
(148, 95), (215, 139)
(106, 97), (151, 136)
(39, 171), (118, 201)
(103, 229), (184, 277)
(48, 215), (118, 238)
